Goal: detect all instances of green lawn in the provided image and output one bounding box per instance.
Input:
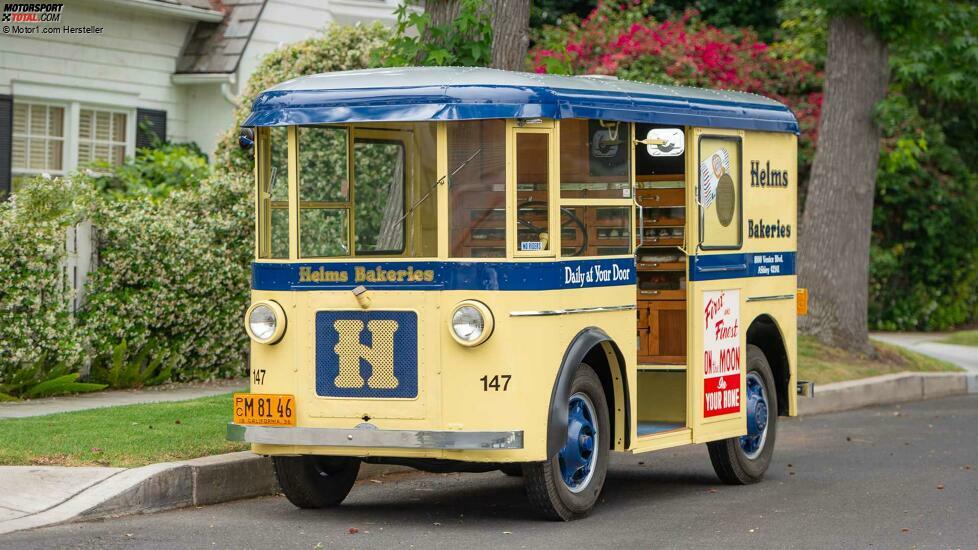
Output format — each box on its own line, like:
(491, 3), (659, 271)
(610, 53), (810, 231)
(0, 394), (245, 467)
(938, 330), (978, 347)
(798, 335), (961, 385)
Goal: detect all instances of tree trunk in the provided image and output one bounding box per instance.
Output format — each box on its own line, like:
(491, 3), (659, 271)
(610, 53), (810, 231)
(489, 0), (530, 71)
(424, 0), (462, 29)
(798, 15), (889, 354)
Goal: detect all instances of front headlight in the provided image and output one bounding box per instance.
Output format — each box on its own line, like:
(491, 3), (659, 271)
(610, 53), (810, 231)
(449, 300), (494, 347)
(245, 301), (286, 344)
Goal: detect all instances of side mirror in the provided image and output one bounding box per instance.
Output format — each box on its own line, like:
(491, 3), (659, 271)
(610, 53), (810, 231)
(644, 128), (684, 157)
(239, 127), (255, 151)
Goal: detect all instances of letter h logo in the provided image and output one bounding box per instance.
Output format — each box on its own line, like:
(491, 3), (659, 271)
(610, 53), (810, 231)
(316, 311), (418, 398)
(332, 320), (399, 389)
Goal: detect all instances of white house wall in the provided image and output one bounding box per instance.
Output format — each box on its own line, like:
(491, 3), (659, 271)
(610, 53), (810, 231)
(236, 0), (398, 93)
(181, 82), (232, 162)
(0, 1), (194, 144)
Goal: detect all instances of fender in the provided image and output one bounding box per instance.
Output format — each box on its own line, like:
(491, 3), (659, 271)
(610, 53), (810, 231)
(546, 327), (631, 457)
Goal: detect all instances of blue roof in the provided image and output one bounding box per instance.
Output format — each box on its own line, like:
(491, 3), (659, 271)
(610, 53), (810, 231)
(242, 67), (799, 134)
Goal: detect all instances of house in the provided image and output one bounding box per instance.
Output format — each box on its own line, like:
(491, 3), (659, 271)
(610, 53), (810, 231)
(0, 0), (399, 195)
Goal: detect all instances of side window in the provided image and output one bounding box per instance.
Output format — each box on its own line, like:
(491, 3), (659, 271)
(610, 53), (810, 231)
(448, 120), (507, 258)
(514, 131), (552, 254)
(698, 136), (742, 250)
(353, 139), (405, 254)
(257, 126), (289, 259)
(298, 126), (350, 257)
(559, 119), (633, 257)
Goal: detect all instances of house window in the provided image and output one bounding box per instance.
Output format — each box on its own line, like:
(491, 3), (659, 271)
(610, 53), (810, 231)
(78, 108), (128, 166)
(12, 103), (66, 175)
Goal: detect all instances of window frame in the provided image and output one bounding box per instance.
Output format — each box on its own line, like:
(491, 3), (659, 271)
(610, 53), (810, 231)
(511, 124), (558, 259)
(293, 124), (412, 260)
(555, 119), (634, 259)
(351, 135), (408, 256)
(696, 134), (744, 251)
(11, 98), (136, 186)
(76, 106), (131, 168)
(11, 100), (67, 178)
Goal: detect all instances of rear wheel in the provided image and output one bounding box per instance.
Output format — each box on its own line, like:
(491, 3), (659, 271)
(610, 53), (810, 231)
(273, 455), (360, 509)
(524, 364), (610, 520)
(707, 344), (778, 484)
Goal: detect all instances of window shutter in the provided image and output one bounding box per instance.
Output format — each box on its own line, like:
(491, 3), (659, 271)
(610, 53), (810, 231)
(136, 108), (167, 149)
(0, 95), (12, 198)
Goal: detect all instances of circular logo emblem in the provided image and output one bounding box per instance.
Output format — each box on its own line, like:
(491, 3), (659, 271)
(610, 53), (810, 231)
(715, 173), (735, 227)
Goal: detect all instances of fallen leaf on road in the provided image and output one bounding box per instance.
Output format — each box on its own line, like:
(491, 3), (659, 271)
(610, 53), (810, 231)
(937, 484), (944, 490)
(845, 436), (852, 442)
(348, 527), (359, 534)
(964, 465), (971, 470)
(901, 528), (910, 533)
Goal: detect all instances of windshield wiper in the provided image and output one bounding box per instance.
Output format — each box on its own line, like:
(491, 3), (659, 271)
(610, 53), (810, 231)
(394, 147), (482, 227)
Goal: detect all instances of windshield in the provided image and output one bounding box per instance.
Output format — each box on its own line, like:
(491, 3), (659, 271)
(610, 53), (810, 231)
(256, 123), (437, 259)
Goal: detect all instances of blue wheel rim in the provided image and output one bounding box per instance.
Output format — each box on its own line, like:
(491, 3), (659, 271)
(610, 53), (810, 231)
(558, 392), (598, 493)
(739, 371), (769, 459)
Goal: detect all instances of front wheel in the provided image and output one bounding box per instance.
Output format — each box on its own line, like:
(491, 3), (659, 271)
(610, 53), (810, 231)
(707, 344), (778, 484)
(273, 455), (360, 509)
(523, 364), (610, 520)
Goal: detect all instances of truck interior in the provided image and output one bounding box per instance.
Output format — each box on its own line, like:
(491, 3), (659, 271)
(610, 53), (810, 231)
(632, 123), (689, 438)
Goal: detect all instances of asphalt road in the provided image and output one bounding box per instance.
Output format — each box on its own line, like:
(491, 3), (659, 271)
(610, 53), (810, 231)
(4, 395), (976, 549)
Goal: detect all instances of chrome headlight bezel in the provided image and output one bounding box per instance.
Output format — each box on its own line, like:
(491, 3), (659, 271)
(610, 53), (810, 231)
(449, 300), (494, 347)
(245, 300), (287, 345)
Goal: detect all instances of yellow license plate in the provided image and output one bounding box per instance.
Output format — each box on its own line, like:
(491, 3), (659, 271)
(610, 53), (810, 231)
(233, 393), (295, 426)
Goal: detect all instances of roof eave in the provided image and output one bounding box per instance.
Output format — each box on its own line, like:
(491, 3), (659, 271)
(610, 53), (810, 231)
(100, 0), (225, 23)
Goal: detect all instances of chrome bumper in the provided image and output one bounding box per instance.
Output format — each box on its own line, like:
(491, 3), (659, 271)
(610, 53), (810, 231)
(227, 423), (524, 450)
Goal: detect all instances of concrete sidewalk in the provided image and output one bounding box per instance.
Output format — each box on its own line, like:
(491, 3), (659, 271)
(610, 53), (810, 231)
(872, 332), (978, 392)
(0, 453), (409, 536)
(0, 379), (246, 419)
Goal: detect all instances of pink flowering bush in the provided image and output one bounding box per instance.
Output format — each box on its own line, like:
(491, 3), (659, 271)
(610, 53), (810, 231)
(530, 1), (823, 167)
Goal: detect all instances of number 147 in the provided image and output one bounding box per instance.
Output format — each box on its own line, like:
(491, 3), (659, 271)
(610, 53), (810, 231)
(480, 374), (511, 392)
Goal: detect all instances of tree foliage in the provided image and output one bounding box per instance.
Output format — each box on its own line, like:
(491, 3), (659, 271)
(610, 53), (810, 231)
(530, 1), (823, 170)
(378, 0), (493, 67)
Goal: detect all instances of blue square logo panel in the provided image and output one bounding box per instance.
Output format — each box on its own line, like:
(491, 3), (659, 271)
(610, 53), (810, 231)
(316, 310), (418, 399)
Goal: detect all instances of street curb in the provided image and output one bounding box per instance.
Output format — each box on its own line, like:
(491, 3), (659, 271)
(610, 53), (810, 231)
(0, 452), (411, 535)
(797, 371), (970, 416)
(3, 372), (970, 535)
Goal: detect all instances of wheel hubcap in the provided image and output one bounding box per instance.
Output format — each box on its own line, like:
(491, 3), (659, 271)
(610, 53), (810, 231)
(739, 372), (769, 460)
(558, 393), (598, 493)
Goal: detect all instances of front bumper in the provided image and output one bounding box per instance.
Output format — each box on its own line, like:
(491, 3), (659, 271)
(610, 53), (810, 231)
(227, 423), (524, 450)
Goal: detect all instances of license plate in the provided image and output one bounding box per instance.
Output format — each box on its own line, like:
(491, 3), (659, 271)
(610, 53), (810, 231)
(233, 393), (295, 426)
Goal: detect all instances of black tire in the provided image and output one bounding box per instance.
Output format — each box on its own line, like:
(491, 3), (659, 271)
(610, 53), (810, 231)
(273, 455), (361, 509)
(524, 364), (610, 521)
(499, 464), (523, 477)
(707, 344), (778, 485)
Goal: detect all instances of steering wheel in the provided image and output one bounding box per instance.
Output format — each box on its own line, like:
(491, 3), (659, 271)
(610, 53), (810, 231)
(516, 200), (589, 257)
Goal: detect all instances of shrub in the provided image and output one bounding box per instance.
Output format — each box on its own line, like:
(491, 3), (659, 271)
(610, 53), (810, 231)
(0, 176), (95, 375)
(90, 141), (211, 202)
(869, 95), (978, 330)
(80, 173), (253, 380)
